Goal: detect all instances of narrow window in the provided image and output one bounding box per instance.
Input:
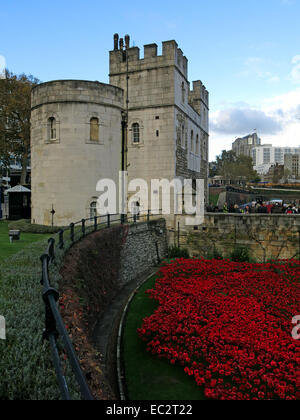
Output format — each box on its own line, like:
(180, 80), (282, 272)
(48, 117), (56, 140)
(196, 134), (200, 155)
(90, 117), (99, 142)
(191, 130), (194, 153)
(132, 123), (140, 144)
(156, 130), (159, 138)
(182, 82), (185, 103)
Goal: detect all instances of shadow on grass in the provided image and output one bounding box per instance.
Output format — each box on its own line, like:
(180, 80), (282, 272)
(123, 273), (205, 401)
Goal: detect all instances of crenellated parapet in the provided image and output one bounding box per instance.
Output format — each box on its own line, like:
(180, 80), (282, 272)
(188, 80), (209, 114)
(109, 34), (188, 78)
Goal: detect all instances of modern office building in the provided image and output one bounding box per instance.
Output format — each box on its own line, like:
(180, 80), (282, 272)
(252, 145), (300, 175)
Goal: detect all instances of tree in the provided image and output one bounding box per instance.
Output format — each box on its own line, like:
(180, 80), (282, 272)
(209, 150), (236, 177)
(210, 150), (259, 182)
(0, 70), (40, 185)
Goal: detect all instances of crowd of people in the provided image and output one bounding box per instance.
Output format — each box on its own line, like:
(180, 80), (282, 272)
(207, 201), (300, 214)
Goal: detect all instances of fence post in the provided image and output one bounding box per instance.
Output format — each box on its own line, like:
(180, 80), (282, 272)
(107, 214), (110, 228)
(82, 219), (86, 237)
(58, 230), (64, 250)
(178, 222), (180, 249)
(147, 209), (150, 222)
(48, 238), (55, 263)
(133, 214), (137, 223)
(70, 223), (75, 243)
(94, 216), (98, 232)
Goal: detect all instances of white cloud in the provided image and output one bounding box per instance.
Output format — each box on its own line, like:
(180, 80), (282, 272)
(209, 55), (300, 160)
(209, 87), (300, 160)
(238, 56), (280, 84)
(210, 107), (282, 136)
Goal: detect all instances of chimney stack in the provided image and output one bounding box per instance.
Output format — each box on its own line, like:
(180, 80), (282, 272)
(113, 33), (119, 50)
(125, 34), (130, 49)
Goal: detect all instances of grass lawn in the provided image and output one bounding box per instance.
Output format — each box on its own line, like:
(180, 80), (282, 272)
(123, 273), (204, 401)
(0, 220), (50, 261)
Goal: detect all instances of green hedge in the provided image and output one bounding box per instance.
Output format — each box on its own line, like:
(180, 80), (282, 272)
(168, 245), (190, 259)
(7, 219), (62, 234)
(0, 234), (81, 400)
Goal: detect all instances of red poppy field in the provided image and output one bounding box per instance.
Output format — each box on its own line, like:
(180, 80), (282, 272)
(138, 259), (300, 400)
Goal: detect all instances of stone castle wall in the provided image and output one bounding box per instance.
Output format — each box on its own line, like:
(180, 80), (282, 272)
(120, 218), (168, 285)
(109, 37), (209, 209)
(173, 213), (300, 262)
(31, 80), (123, 226)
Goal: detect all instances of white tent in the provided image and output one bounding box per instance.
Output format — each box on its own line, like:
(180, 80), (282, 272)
(5, 185), (31, 194)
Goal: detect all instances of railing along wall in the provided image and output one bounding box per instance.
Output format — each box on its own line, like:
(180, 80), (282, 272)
(40, 211), (162, 400)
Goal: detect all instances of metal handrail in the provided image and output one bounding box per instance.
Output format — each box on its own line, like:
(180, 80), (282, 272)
(41, 210), (162, 400)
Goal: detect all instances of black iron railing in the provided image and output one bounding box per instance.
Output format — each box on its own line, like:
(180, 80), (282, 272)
(41, 211), (162, 400)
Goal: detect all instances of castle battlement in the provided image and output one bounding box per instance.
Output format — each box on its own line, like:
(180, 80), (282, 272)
(110, 34), (188, 78)
(189, 80), (209, 109)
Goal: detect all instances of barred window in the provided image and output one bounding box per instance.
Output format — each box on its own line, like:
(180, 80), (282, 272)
(90, 117), (99, 142)
(132, 123), (140, 143)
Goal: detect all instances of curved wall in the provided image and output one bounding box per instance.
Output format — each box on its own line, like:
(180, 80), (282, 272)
(31, 80), (124, 226)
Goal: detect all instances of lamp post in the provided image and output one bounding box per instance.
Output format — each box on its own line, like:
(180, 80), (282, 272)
(120, 34), (130, 223)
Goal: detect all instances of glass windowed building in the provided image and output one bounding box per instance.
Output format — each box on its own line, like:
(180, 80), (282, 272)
(252, 145), (300, 174)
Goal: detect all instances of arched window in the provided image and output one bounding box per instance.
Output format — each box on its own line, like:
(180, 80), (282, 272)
(132, 123), (140, 144)
(48, 117), (56, 140)
(90, 117), (99, 142)
(90, 201), (97, 218)
(181, 82), (185, 103)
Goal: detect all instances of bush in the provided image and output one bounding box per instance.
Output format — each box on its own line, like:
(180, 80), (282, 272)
(168, 245), (190, 259)
(8, 219), (62, 234)
(230, 246), (250, 262)
(207, 246), (223, 260)
(0, 233), (80, 400)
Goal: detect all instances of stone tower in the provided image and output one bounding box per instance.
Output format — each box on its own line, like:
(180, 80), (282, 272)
(109, 35), (209, 211)
(31, 80), (123, 226)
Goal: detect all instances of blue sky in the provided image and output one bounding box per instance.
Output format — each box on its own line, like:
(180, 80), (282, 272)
(1, 0), (300, 159)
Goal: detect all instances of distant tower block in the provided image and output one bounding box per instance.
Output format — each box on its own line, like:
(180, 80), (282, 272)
(30, 80), (124, 226)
